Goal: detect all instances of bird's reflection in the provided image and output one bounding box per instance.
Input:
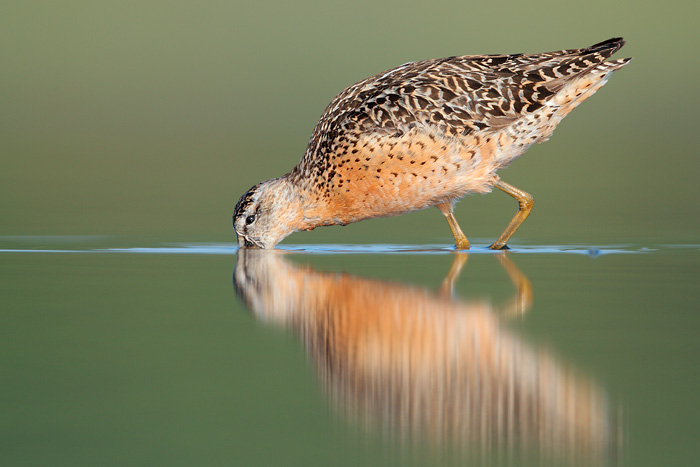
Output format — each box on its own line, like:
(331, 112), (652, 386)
(234, 250), (615, 463)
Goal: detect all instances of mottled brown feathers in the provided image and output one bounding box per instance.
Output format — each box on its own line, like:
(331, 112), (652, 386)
(288, 38), (629, 194)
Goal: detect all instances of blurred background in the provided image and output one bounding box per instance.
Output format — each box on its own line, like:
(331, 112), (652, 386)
(2, 3), (700, 466)
(2, 0), (698, 246)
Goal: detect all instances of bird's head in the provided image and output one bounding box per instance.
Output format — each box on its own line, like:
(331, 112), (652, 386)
(233, 178), (303, 249)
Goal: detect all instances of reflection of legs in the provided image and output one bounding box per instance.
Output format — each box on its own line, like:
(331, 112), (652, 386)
(437, 202), (470, 250)
(490, 177), (534, 250)
(495, 252), (533, 316)
(439, 252), (468, 298)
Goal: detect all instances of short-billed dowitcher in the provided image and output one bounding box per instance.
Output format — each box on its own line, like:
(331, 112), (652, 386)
(234, 38), (631, 249)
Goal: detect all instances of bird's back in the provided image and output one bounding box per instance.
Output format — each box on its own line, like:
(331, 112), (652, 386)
(287, 38), (630, 225)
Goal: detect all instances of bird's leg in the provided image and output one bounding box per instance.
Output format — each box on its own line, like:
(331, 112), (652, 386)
(490, 177), (534, 250)
(437, 202), (470, 250)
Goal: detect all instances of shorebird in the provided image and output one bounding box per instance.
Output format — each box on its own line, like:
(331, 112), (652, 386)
(233, 38), (631, 249)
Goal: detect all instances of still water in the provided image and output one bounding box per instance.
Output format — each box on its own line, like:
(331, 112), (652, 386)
(1, 239), (698, 466)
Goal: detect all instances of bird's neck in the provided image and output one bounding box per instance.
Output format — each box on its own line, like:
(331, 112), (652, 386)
(279, 174), (335, 232)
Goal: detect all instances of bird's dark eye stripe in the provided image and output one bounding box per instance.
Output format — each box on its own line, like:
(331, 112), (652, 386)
(233, 184), (260, 220)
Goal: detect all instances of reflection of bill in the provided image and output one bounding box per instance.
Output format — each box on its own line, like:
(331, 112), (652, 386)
(234, 251), (616, 463)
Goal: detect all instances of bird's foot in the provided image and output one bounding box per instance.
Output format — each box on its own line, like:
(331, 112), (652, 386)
(488, 242), (510, 250)
(454, 239), (471, 250)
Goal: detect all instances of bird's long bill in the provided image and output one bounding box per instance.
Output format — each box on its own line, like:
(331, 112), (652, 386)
(237, 234), (261, 249)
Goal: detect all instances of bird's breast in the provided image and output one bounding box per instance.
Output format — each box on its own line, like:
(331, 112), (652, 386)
(302, 129), (501, 225)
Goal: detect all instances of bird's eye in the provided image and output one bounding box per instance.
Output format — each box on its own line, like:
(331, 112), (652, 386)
(245, 215), (256, 225)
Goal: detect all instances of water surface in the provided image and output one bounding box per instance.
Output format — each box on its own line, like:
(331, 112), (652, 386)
(1, 238), (698, 466)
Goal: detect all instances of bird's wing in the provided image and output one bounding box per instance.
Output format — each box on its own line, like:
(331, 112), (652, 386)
(299, 38), (627, 169)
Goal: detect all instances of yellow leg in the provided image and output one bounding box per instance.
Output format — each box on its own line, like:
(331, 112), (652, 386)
(490, 178), (534, 250)
(437, 202), (470, 249)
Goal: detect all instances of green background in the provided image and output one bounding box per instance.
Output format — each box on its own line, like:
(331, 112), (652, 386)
(2, 1), (699, 466)
(2, 0), (698, 245)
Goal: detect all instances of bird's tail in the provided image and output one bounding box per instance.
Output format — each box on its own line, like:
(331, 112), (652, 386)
(583, 37), (627, 60)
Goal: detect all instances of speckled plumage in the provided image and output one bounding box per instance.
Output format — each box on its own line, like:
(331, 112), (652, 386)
(234, 38), (631, 248)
